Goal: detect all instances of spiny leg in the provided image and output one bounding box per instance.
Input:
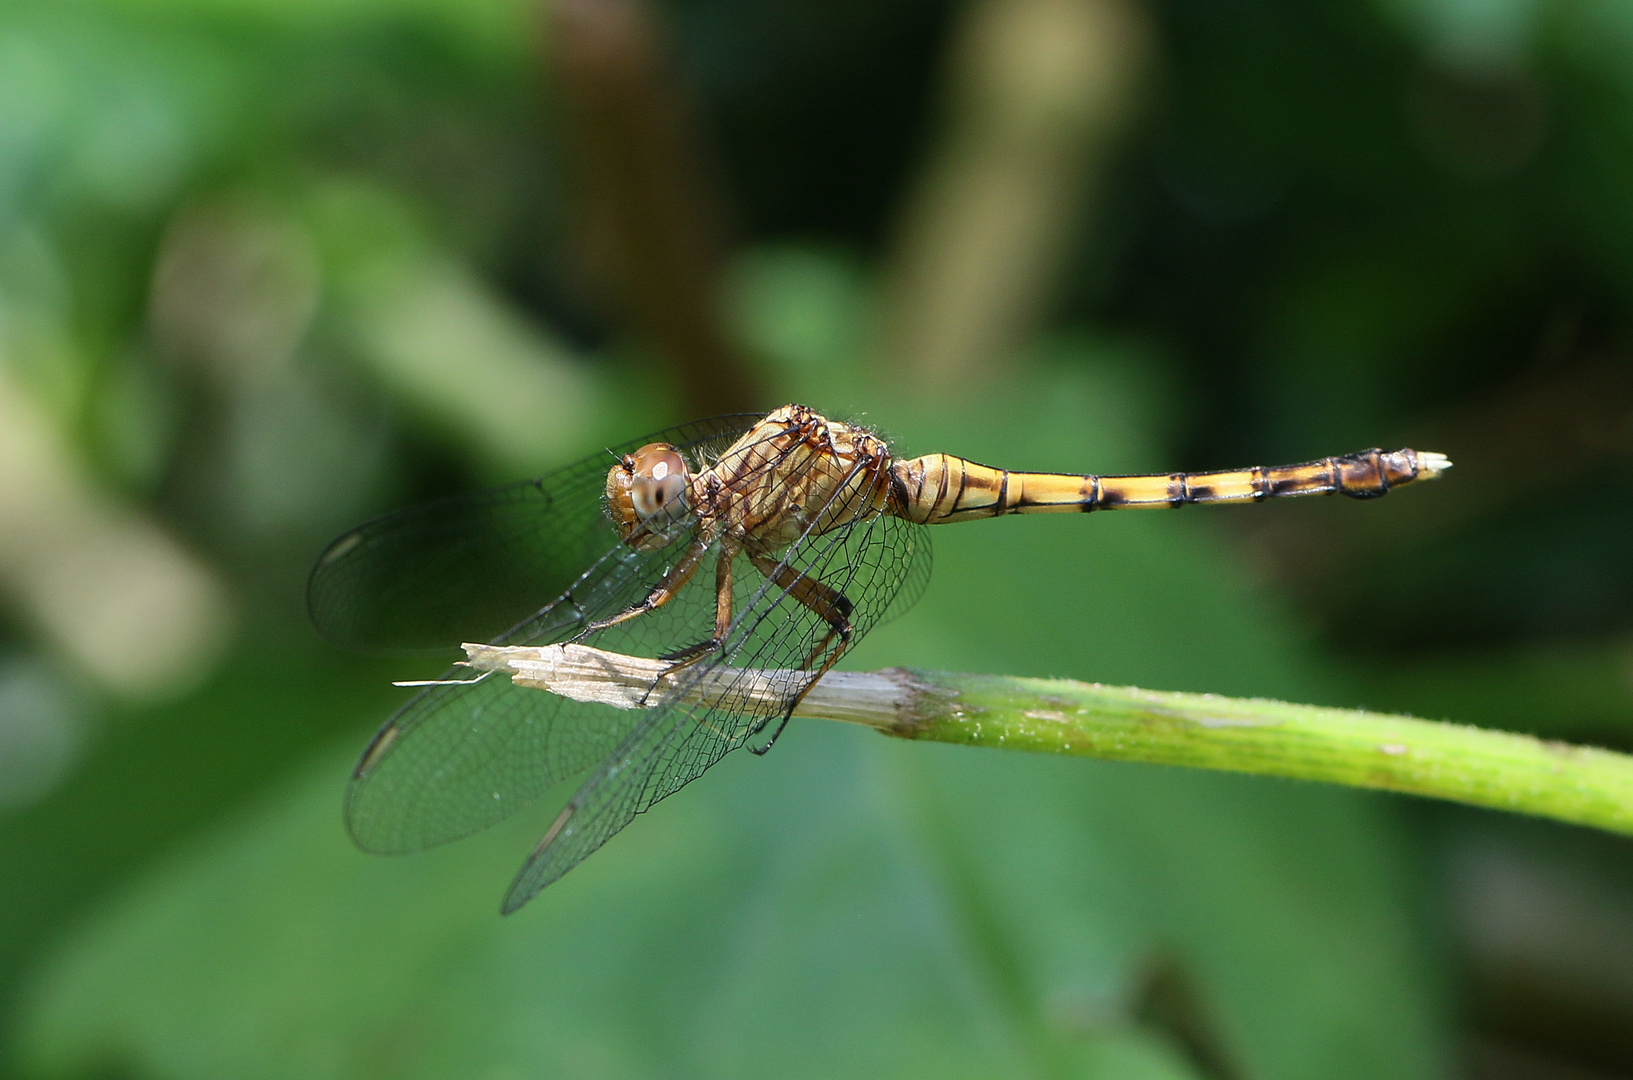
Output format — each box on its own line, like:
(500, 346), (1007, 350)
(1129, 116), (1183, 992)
(574, 535), (709, 640)
(649, 543), (738, 722)
(657, 541), (738, 667)
(744, 546), (855, 755)
(747, 548), (854, 668)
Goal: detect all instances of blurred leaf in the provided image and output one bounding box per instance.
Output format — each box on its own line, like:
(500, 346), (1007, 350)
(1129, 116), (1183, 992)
(18, 727), (1198, 1080)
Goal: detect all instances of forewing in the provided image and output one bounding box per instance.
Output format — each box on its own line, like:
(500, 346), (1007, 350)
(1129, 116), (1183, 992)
(344, 534), (675, 853)
(308, 414), (759, 654)
(500, 491), (927, 911)
(339, 415), (762, 853)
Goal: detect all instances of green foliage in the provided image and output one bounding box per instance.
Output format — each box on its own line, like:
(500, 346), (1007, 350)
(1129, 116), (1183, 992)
(5, 0), (1633, 1074)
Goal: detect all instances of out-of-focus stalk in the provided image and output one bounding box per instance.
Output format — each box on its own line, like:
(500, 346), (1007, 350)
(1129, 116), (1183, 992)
(543, 0), (759, 414)
(880, 0), (1148, 392)
(0, 373), (229, 700)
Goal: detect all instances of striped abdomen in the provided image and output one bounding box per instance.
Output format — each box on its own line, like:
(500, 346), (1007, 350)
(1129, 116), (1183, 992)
(888, 448), (1451, 525)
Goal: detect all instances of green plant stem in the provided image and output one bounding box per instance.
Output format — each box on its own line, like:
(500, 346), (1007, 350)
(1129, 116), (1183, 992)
(464, 642), (1633, 837)
(882, 669), (1633, 835)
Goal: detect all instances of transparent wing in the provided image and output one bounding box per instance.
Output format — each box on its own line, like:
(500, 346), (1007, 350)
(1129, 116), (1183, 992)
(878, 523), (932, 629)
(343, 531), (689, 853)
(341, 415), (825, 854)
(500, 472), (927, 911)
(308, 414), (760, 654)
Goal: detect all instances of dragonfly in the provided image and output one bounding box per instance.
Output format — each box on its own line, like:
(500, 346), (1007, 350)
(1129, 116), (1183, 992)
(310, 404), (1449, 913)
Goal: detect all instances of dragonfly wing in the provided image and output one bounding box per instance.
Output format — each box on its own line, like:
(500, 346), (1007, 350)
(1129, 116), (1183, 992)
(345, 424), (823, 853)
(500, 503), (929, 910)
(498, 673), (785, 913)
(345, 537), (669, 853)
(308, 414), (760, 654)
(347, 655), (642, 854)
(345, 425), (764, 853)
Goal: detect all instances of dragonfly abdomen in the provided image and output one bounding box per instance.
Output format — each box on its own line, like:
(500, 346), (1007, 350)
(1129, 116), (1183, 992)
(890, 448), (1450, 524)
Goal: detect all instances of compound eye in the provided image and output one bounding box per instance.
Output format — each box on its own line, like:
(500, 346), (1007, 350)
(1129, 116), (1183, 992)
(629, 444), (689, 522)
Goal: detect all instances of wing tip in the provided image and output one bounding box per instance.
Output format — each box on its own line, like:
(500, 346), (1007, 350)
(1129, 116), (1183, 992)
(500, 804), (576, 914)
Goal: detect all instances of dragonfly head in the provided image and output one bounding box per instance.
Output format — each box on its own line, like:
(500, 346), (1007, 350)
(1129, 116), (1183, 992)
(606, 443), (692, 550)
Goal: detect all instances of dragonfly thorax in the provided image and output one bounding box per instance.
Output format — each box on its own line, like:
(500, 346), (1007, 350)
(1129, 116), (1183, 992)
(606, 443), (692, 551)
(698, 405), (896, 550)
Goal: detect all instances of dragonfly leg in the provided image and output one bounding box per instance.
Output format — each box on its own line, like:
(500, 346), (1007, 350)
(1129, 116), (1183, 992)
(741, 545), (853, 756)
(746, 547), (853, 670)
(749, 712), (794, 756)
(639, 543), (739, 708)
(576, 535), (710, 639)
(654, 542), (738, 669)
(747, 638), (848, 756)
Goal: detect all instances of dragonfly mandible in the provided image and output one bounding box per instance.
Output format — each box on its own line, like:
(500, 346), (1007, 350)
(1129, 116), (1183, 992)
(309, 404), (1449, 912)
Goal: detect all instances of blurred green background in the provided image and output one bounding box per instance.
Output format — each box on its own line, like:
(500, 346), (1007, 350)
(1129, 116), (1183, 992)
(3, 0), (1633, 1076)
